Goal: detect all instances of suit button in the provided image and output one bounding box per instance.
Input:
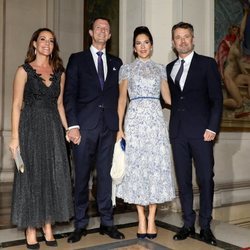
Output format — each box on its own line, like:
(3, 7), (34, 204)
(98, 104), (105, 110)
(180, 96), (184, 100)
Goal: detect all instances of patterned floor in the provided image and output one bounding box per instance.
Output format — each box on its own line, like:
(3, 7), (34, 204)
(1, 221), (244, 250)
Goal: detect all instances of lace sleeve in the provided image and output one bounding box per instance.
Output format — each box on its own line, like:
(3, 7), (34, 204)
(119, 64), (130, 83)
(159, 63), (167, 81)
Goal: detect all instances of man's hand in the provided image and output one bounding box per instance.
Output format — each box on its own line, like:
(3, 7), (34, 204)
(203, 129), (216, 141)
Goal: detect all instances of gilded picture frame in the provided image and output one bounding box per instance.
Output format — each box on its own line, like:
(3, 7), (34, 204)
(215, 0), (250, 131)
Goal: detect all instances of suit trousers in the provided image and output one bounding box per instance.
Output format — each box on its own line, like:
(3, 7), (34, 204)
(72, 112), (116, 229)
(171, 125), (215, 229)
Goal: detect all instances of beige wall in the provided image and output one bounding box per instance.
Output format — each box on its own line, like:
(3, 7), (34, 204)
(119, 0), (250, 210)
(0, 0), (84, 181)
(0, 0), (249, 211)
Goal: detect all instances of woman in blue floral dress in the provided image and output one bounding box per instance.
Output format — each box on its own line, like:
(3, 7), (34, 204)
(116, 26), (175, 239)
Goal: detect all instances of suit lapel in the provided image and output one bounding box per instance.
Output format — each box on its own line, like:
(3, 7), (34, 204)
(104, 54), (118, 89)
(168, 59), (180, 90)
(86, 49), (103, 90)
(182, 52), (198, 92)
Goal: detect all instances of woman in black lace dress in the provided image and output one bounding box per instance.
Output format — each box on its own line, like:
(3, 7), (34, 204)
(9, 28), (73, 249)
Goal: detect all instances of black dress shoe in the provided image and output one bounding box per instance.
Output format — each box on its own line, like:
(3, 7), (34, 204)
(200, 229), (217, 246)
(173, 226), (195, 240)
(99, 225), (125, 239)
(67, 228), (87, 243)
(26, 242), (40, 249)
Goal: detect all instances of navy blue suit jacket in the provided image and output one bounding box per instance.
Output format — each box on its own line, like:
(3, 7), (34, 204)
(166, 52), (223, 139)
(64, 49), (122, 131)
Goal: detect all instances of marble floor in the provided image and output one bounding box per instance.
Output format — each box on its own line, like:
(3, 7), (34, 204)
(1, 182), (250, 249)
(1, 210), (250, 250)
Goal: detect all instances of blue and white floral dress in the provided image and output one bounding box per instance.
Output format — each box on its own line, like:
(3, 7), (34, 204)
(116, 59), (175, 206)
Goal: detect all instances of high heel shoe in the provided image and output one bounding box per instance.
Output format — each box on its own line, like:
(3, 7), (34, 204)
(146, 233), (157, 239)
(40, 229), (58, 247)
(25, 231), (40, 249)
(137, 233), (147, 239)
(26, 242), (40, 250)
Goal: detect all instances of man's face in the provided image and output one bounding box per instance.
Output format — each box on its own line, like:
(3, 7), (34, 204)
(89, 19), (111, 46)
(172, 28), (194, 57)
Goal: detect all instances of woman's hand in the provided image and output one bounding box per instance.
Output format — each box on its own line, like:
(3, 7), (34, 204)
(116, 130), (125, 141)
(67, 128), (81, 145)
(9, 138), (20, 158)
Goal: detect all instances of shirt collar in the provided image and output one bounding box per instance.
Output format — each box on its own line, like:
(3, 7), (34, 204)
(90, 45), (106, 55)
(178, 51), (194, 64)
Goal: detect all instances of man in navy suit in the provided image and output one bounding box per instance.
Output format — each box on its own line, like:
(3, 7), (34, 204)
(166, 22), (223, 246)
(64, 17), (124, 243)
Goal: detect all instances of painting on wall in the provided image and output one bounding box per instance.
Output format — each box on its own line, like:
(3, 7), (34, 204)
(83, 0), (119, 57)
(215, 0), (250, 131)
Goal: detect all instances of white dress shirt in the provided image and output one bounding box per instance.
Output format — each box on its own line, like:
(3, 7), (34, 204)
(90, 45), (108, 80)
(170, 51), (194, 91)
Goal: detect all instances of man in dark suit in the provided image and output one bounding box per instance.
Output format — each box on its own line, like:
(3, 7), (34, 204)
(166, 22), (223, 246)
(64, 17), (124, 243)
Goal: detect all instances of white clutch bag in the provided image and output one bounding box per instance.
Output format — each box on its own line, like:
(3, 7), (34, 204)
(110, 138), (126, 206)
(14, 149), (25, 173)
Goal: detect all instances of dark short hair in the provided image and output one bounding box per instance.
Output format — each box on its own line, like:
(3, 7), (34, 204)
(89, 17), (111, 31)
(171, 22), (194, 39)
(133, 26), (153, 47)
(133, 26), (153, 57)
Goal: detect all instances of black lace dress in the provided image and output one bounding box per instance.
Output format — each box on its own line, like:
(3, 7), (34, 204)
(11, 63), (73, 229)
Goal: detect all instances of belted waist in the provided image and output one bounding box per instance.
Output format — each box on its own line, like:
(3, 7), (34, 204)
(130, 96), (159, 101)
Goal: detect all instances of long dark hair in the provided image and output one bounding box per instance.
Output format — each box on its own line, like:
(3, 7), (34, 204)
(133, 26), (153, 57)
(24, 28), (64, 72)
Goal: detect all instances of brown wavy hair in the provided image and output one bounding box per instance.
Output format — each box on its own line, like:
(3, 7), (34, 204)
(24, 28), (64, 72)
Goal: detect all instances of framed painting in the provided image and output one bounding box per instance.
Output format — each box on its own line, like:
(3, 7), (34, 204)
(215, 0), (250, 131)
(83, 0), (119, 56)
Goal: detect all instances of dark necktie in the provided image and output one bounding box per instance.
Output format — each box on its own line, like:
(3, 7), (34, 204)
(175, 59), (185, 90)
(97, 51), (104, 89)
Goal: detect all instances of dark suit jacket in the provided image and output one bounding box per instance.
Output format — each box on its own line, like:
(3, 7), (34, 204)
(166, 52), (223, 139)
(64, 49), (123, 131)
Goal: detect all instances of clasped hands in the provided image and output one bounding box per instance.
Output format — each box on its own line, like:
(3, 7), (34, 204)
(66, 128), (81, 145)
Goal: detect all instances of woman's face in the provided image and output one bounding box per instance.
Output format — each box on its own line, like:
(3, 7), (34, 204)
(33, 31), (54, 56)
(134, 34), (152, 60)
